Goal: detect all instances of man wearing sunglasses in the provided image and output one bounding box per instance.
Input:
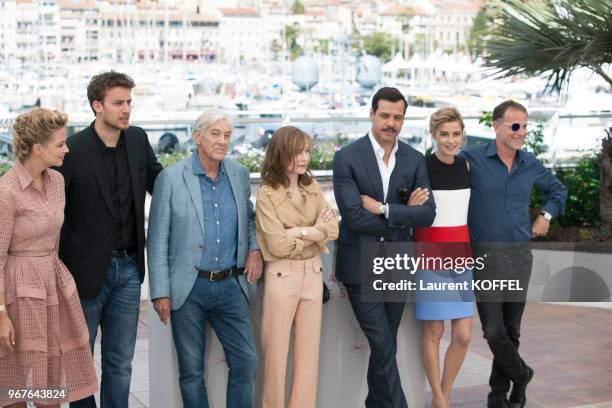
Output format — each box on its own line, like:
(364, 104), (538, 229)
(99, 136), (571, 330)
(460, 100), (567, 408)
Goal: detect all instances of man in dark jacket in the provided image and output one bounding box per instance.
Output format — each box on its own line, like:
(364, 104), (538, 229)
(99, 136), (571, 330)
(57, 71), (162, 408)
(333, 87), (436, 407)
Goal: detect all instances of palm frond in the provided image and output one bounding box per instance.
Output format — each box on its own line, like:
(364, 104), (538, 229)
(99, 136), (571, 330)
(481, 0), (612, 92)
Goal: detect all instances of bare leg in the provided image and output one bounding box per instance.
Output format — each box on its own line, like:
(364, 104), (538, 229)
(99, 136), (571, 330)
(441, 317), (473, 402)
(422, 320), (448, 408)
(3, 402), (27, 408)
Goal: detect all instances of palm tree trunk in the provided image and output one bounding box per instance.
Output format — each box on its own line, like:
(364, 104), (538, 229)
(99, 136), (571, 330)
(601, 128), (612, 225)
(592, 66), (612, 89)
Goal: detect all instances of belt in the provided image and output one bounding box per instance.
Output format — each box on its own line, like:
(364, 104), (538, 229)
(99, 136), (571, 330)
(8, 250), (52, 257)
(110, 248), (137, 259)
(197, 267), (245, 281)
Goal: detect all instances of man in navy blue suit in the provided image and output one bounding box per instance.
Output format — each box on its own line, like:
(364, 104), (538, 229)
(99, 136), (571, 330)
(332, 87), (436, 407)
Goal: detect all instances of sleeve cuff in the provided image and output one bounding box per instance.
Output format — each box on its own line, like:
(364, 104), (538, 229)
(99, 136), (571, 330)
(314, 225), (328, 239)
(316, 241), (330, 254)
(291, 238), (305, 257)
(542, 203), (559, 218)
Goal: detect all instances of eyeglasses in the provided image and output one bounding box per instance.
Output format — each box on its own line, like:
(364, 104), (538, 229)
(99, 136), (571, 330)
(498, 122), (528, 132)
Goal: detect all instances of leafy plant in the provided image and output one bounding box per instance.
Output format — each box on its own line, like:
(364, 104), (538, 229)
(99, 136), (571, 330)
(158, 151), (190, 168)
(468, 4), (494, 57)
(360, 32), (401, 63)
(233, 147), (265, 173)
(284, 24), (304, 61)
(309, 140), (342, 170)
(291, 0), (305, 14)
(0, 156), (13, 176)
(556, 154), (601, 227)
(601, 128), (612, 225)
(481, 0), (612, 92)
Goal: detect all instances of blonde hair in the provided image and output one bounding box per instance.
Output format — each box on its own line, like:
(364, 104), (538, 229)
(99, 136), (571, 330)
(12, 108), (68, 160)
(429, 107), (465, 136)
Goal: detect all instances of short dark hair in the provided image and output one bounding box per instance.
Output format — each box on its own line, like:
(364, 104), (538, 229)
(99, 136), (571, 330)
(372, 87), (408, 114)
(492, 100), (528, 122)
(87, 71), (135, 114)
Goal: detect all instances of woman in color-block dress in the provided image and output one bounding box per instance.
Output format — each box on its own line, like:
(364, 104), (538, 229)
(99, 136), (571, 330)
(414, 107), (474, 408)
(0, 109), (98, 408)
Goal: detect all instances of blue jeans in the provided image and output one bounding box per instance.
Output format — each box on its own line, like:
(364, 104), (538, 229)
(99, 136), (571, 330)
(171, 276), (257, 408)
(70, 255), (141, 408)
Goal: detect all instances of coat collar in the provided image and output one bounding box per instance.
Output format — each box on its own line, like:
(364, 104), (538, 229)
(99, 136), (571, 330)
(261, 181), (319, 206)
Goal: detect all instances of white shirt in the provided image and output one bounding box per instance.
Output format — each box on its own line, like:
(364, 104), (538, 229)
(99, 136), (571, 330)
(368, 131), (398, 202)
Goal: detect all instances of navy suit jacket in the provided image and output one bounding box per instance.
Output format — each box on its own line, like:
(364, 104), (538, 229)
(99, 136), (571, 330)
(332, 135), (436, 284)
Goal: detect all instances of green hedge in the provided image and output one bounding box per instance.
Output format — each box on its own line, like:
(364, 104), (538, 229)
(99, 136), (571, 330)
(532, 155), (600, 227)
(0, 158), (12, 176)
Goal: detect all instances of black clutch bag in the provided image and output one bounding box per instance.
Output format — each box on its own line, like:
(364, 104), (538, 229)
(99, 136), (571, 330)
(323, 282), (331, 304)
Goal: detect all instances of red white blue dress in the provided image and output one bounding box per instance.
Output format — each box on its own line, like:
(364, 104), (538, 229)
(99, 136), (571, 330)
(414, 154), (474, 320)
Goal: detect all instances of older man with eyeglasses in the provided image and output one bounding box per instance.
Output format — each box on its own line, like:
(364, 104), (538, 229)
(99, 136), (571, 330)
(460, 100), (567, 408)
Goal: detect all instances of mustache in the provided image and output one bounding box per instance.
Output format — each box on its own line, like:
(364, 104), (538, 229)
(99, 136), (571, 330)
(382, 127), (397, 132)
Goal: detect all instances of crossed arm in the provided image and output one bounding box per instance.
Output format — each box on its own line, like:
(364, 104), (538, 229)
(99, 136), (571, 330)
(333, 150), (436, 235)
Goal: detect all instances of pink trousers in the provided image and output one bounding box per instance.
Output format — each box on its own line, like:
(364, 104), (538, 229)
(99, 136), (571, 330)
(260, 255), (324, 408)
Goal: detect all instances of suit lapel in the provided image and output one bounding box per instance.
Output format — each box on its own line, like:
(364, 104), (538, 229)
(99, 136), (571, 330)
(387, 146), (407, 203)
(84, 131), (116, 219)
(182, 164), (206, 236)
(225, 161), (243, 243)
(357, 135), (384, 201)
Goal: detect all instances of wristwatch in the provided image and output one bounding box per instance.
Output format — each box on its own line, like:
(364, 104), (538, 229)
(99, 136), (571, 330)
(540, 211), (552, 221)
(300, 228), (308, 237)
(379, 202), (389, 218)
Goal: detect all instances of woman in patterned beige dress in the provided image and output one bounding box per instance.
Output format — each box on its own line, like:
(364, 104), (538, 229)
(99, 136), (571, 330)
(0, 108), (98, 407)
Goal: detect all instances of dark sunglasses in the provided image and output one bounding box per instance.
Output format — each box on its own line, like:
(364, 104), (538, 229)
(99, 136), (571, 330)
(500, 122), (528, 132)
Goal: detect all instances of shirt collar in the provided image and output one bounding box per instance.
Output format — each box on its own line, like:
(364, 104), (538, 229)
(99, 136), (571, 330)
(92, 122), (125, 152)
(14, 160), (51, 191)
(486, 141), (526, 163)
(191, 150), (226, 177)
(368, 131), (398, 160)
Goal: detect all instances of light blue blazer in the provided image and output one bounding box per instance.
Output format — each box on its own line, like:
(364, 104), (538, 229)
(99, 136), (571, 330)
(147, 156), (258, 310)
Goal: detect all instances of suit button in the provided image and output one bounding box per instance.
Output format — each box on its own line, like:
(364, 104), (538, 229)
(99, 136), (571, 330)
(277, 272), (282, 277)
(198, 244), (203, 249)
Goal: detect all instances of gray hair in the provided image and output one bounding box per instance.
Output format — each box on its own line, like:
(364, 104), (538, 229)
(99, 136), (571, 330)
(193, 109), (233, 134)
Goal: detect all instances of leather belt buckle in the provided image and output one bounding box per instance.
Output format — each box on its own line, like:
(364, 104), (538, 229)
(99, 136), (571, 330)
(209, 270), (222, 281)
